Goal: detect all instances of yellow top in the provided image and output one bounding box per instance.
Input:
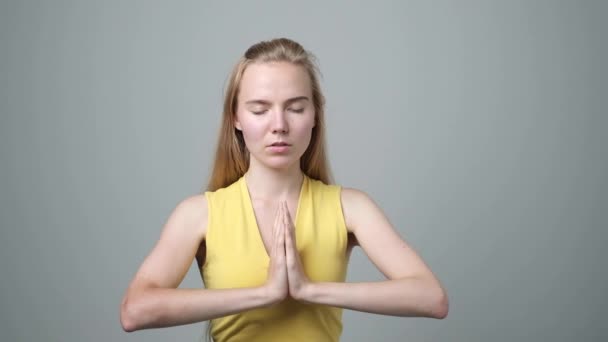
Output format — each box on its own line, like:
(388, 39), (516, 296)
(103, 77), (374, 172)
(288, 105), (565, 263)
(201, 173), (349, 341)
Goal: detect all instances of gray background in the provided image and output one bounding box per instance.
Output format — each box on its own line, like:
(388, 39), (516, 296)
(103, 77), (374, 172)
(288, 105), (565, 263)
(1, 1), (606, 341)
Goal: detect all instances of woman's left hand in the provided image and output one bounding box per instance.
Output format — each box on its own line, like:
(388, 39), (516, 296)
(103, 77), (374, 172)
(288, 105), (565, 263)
(282, 201), (312, 302)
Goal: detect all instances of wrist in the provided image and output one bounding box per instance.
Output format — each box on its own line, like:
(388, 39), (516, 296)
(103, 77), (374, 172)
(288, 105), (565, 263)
(259, 285), (286, 307)
(296, 282), (317, 304)
(258, 285), (275, 307)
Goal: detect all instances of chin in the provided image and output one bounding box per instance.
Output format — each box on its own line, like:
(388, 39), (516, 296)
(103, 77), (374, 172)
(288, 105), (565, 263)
(252, 155), (296, 170)
(265, 160), (296, 170)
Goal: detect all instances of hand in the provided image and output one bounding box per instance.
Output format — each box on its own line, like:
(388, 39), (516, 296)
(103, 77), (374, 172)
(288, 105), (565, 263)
(282, 201), (312, 302)
(263, 201), (289, 305)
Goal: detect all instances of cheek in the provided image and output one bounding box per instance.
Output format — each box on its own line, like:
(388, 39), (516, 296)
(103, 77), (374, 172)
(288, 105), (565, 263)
(301, 118), (316, 137)
(239, 121), (265, 144)
(294, 123), (315, 149)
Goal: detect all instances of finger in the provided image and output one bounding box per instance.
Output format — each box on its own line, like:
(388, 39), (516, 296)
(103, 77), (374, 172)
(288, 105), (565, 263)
(271, 202), (283, 258)
(282, 202), (289, 245)
(282, 202), (294, 259)
(284, 200), (292, 222)
(284, 202), (300, 267)
(273, 201), (281, 236)
(284, 205), (291, 248)
(278, 201), (286, 255)
(286, 202), (296, 236)
(283, 201), (294, 240)
(283, 201), (291, 226)
(281, 200), (287, 229)
(283, 201), (290, 228)
(284, 212), (293, 263)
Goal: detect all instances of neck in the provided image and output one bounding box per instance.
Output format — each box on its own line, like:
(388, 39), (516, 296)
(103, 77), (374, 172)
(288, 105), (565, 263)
(244, 161), (304, 201)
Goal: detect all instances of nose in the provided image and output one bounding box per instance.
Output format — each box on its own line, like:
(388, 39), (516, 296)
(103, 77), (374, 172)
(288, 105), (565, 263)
(271, 109), (288, 134)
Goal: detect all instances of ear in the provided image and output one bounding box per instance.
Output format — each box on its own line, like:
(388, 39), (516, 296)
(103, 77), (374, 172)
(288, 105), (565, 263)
(234, 117), (242, 131)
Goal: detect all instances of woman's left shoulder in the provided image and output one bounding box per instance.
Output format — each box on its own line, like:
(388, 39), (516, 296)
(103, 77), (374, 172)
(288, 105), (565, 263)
(339, 186), (376, 208)
(337, 186), (380, 234)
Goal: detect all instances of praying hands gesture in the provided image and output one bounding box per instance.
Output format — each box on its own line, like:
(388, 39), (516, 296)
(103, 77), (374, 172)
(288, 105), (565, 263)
(264, 201), (311, 305)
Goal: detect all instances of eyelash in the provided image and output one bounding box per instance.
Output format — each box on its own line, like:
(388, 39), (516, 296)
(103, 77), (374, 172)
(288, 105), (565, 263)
(252, 108), (304, 115)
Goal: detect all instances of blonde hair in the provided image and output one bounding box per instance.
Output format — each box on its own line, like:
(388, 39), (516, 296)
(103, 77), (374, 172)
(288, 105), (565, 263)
(204, 37), (334, 192)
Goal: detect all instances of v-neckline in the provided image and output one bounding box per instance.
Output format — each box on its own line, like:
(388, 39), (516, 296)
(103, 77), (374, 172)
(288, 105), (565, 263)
(240, 174), (307, 261)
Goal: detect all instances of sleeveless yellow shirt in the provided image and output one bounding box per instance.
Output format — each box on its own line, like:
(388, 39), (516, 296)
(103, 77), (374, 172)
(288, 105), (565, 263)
(201, 173), (348, 341)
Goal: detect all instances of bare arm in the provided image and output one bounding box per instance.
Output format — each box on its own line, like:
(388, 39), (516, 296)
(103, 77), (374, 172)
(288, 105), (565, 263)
(304, 277), (446, 318)
(299, 188), (448, 318)
(119, 195), (275, 332)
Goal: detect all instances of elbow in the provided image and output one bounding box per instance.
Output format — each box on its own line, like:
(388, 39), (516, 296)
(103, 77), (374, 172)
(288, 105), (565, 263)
(121, 292), (154, 332)
(120, 296), (138, 332)
(121, 289), (165, 332)
(431, 287), (449, 319)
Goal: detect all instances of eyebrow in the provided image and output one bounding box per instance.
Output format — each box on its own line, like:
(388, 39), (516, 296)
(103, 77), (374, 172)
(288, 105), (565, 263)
(244, 96), (310, 106)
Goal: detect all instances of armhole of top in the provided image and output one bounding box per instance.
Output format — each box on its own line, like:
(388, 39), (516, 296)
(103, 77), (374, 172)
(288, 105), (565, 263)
(202, 191), (212, 269)
(335, 185), (349, 255)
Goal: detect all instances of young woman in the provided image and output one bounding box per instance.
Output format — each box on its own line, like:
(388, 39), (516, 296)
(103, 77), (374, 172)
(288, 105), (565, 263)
(120, 38), (449, 341)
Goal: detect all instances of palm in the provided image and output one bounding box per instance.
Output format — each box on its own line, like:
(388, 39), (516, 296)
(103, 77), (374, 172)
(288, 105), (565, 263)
(265, 201), (311, 303)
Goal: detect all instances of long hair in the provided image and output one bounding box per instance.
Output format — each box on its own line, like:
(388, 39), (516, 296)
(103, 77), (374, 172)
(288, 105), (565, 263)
(204, 37), (334, 192)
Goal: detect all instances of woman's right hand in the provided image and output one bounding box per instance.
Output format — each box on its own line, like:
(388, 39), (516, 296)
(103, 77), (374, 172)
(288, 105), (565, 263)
(263, 200), (289, 305)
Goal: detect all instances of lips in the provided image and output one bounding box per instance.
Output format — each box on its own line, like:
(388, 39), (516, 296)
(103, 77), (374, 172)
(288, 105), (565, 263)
(270, 142), (290, 146)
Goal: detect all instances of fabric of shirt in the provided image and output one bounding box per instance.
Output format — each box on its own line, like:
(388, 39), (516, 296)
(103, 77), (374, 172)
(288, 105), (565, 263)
(201, 173), (348, 342)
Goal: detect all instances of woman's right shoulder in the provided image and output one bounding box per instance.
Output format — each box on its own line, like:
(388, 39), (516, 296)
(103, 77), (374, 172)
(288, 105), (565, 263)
(170, 181), (239, 239)
(169, 194), (210, 240)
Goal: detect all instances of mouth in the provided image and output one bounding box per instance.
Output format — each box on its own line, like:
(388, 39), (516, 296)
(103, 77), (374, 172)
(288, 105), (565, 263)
(267, 142), (291, 153)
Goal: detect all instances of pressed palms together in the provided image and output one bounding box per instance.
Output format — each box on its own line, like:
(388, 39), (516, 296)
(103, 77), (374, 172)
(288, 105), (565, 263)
(264, 201), (312, 304)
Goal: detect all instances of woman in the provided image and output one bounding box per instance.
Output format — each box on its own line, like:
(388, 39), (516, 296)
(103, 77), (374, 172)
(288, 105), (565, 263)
(120, 38), (449, 341)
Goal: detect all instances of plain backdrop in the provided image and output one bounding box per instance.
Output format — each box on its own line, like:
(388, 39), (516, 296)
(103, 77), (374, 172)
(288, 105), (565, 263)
(1, 1), (606, 341)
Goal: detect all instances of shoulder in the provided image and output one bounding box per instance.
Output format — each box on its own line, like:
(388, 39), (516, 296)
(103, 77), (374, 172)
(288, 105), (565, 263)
(175, 194), (208, 216)
(339, 186), (379, 234)
(339, 186), (375, 210)
(168, 194), (209, 239)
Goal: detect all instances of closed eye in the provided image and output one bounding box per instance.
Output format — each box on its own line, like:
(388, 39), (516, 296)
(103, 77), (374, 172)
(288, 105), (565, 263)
(251, 108), (304, 115)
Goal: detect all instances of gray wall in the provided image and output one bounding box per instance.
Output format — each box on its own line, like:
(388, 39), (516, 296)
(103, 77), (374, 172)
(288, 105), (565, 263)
(1, 1), (606, 341)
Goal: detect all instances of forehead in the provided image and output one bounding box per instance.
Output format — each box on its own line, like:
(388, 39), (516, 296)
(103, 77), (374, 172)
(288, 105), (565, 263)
(239, 62), (311, 102)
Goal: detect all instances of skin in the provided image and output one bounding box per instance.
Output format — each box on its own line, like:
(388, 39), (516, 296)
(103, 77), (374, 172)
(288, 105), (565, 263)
(119, 61), (449, 332)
